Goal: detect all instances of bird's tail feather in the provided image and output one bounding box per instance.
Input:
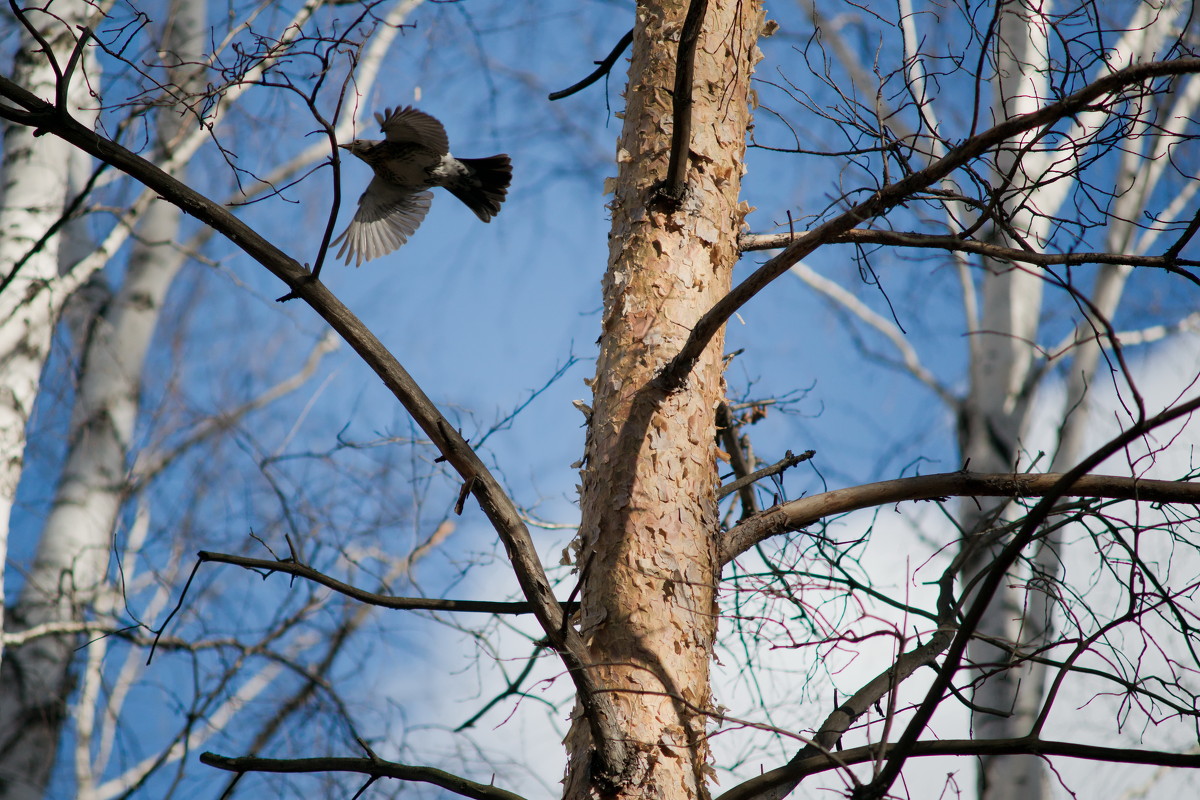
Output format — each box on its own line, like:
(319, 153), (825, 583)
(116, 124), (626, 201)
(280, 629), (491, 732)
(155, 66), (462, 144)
(446, 155), (512, 222)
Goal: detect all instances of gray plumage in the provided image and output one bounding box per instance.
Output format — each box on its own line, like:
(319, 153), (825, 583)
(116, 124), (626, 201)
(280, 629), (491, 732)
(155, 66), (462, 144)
(332, 106), (512, 266)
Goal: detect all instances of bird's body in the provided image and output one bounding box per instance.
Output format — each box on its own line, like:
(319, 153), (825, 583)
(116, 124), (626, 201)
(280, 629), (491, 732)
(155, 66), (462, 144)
(333, 106), (511, 266)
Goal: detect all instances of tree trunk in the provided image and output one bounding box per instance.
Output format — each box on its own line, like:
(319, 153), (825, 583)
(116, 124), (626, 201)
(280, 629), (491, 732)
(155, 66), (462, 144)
(0, 0), (98, 667)
(564, 2), (762, 799)
(0, 8), (100, 794)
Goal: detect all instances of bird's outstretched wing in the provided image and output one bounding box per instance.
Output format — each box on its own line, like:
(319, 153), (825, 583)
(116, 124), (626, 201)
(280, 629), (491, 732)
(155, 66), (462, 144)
(375, 106), (449, 154)
(332, 178), (433, 266)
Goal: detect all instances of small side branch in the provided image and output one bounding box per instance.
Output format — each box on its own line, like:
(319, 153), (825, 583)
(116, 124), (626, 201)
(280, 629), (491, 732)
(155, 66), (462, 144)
(720, 471), (1200, 564)
(196, 551), (578, 615)
(56, 25), (91, 111)
(548, 28), (634, 101)
(717, 449), (814, 500)
(200, 752), (528, 800)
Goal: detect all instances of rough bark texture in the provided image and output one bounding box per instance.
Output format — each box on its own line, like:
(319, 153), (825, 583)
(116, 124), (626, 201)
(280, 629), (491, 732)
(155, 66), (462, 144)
(564, 2), (762, 799)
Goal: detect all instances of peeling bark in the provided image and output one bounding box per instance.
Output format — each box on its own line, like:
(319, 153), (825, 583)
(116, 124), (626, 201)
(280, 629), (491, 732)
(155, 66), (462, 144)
(564, 2), (763, 799)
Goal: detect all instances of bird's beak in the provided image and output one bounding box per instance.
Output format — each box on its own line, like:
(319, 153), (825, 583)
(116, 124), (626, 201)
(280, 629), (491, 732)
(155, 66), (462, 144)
(337, 143), (350, 150)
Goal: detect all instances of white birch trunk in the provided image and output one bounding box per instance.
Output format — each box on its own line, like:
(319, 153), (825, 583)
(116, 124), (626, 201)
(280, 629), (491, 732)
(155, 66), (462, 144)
(0, 0), (97, 664)
(961, 6), (1051, 792)
(0, 3), (200, 797)
(964, 4), (1189, 799)
(0, 5), (100, 796)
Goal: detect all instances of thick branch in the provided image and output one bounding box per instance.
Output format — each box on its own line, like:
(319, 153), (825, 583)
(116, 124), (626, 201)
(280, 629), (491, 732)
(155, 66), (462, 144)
(658, 57), (1200, 391)
(718, 737), (1200, 800)
(197, 551), (579, 615)
(864, 394), (1200, 799)
(721, 471), (1200, 564)
(199, 752), (527, 800)
(0, 76), (626, 775)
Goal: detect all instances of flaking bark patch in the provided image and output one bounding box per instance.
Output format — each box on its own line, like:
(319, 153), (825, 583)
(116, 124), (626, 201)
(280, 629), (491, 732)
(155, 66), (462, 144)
(564, 2), (765, 800)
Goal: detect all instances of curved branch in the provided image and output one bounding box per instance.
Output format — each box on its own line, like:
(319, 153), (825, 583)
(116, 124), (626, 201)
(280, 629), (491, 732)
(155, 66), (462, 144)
(199, 752), (528, 800)
(659, 57), (1200, 391)
(0, 75), (627, 777)
(720, 471), (1200, 564)
(717, 736), (1200, 800)
(548, 28), (634, 101)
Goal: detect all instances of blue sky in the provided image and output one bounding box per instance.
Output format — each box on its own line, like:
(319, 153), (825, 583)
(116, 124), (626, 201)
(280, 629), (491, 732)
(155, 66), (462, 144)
(11, 0), (1200, 797)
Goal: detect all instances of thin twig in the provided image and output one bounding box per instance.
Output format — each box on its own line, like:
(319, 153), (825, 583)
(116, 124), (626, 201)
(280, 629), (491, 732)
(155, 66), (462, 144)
(548, 28), (633, 100)
(717, 449), (814, 500)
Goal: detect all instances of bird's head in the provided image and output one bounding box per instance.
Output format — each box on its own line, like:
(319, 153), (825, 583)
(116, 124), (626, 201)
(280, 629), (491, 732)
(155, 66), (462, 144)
(338, 140), (376, 160)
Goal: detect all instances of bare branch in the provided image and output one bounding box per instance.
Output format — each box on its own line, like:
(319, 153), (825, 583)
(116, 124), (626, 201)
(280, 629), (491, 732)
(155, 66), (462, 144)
(660, 57), (1200, 391)
(1, 620), (126, 648)
(865, 393), (1200, 798)
(721, 471), (1200, 564)
(719, 737), (1200, 800)
(196, 550), (580, 616)
(717, 449), (814, 500)
(741, 230), (1200, 276)
(0, 72), (628, 775)
(657, 0), (708, 205)
(548, 28), (634, 101)
(200, 752), (529, 800)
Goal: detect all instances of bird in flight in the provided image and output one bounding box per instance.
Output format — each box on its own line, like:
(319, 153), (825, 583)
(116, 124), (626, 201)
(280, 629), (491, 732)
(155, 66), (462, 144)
(332, 106), (512, 266)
